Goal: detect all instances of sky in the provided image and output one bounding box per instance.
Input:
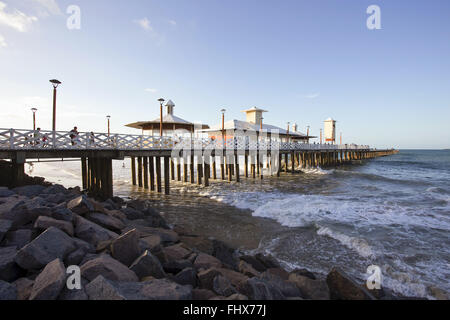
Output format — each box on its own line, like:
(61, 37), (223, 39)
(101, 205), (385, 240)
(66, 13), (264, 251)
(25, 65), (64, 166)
(0, 0), (449, 149)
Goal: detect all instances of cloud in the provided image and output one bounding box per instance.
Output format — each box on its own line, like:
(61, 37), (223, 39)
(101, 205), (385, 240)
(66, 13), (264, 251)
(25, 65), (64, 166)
(0, 1), (38, 32)
(0, 34), (6, 47)
(168, 19), (176, 26)
(302, 93), (320, 99)
(32, 0), (61, 15)
(145, 88), (158, 93)
(134, 17), (152, 31)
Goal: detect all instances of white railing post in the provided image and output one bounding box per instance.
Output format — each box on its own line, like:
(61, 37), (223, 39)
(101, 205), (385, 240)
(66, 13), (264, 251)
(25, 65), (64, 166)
(9, 129), (14, 149)
(52, 131), (56, 149)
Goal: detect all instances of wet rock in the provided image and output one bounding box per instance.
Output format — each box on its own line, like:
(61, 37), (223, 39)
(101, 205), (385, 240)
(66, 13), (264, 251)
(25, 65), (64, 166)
(194, 253), (222, 270)
(179, 235), (214, 255)
(260, 271), (301, 298)
(266, 267), (289, 280)
(173, 267), (197, 287)
(111, 229), (141, 267)
(139, 235), (162, 252)
(0, 200), (32, 229)
(14, 277), (34, 300)
(42, 184), (68, 195)
(127, 225), (179, 245)
(238, 277), (285, 300)
(163, 259), (193, 274)
(192, 288), (216, 300)
(34, 216), (74, 236)
(2, 229), (32, 249)
(0, 219), (12, 242)
(121, 207), (144, 220)
(86, 212), (125, 233)
(29, 258), (66, 300)
(216, 268), (249, 288)
(326, 267), (376, 300)
(45, 193), (66, 204)
(197, 268), (221, 290)
(238, 260), (260, 278)
(289, 273), (330, 300)
(290, 268), (316, 280)
(213, 274), (237, 297)
(129, 250), (166, 280)
(67, 195), (94, 215)
(0, 280), (17, 300)
(212, 239), (238, 270)
(51, 207), (74, 222)
(65, 247), (87, 266)
(118, 278), (192, 300)
(143, 207), (169, 229)
(126, 200), (147, 212)
(74, 215), (118, 246)
(255, 253), (281, 269)
(12, 185), (46, 197)
(0, 246), (21, 282)
(80, 254), (138, 282)
(15, 227), (76, 270)
(239, 255), (267, 272)
(164, 244), (192, 262)
(85, 275), (126, 300)
(72, 237), (96, 254)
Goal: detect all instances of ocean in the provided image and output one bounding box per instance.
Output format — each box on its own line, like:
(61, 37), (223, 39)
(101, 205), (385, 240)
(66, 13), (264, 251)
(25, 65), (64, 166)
(27, 150), (450, 299)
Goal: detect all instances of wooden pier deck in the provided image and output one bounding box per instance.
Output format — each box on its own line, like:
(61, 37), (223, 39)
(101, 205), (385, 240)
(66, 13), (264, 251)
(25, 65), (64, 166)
(0, 128), (398, 199)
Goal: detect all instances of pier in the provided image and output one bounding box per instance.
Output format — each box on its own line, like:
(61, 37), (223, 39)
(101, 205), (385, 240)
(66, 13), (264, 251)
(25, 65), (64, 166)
(0, 128), (398, 199)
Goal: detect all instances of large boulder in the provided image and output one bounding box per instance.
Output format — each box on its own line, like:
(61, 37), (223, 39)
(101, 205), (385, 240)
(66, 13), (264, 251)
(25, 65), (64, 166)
(110, 229), (141, 267)
(289, 273), (329, 299)
(14, 277), (34, 300)
(129, 250), (166, 280)
(213, 274), (237, 297)
(29, 258), (66, 300)
(121, 207), (145, 220)
(237, 278), (286, 300)
(0, 219), (12, 242)
(179, 235), (214, 255)
(67, 195), (94, 215)
(216, 268), (249, 288)
(326, 267), (376, 300)
(173, 267), (197, 287)
(15, 227), (76, 270)
(197, 268), (221, 290)
(142, 207), (169, 229)
(238, 260), (260, 278)
(0, 280), (17, 300)
(163, 259), (193, 274)
(2, 229), (32, 249)
(86, 212), (125, 233)
(0, 199), (32, 229)
(34, 216), (74, 236)
(192, 288), (216, 300)
(85, 275), (126, 300)
(164, 244), (192, 262)
(255, 253), (281, 269)
(0, 246), (21, 282)
(51, 207), (74, 222)
(260, 271), (302, 298)
(212, 239), (238, 270)
(126, 225), (179, 245)
(194, 253), (222, 270)
(80, 254), (138, 282)
(74, 215), (118, 246)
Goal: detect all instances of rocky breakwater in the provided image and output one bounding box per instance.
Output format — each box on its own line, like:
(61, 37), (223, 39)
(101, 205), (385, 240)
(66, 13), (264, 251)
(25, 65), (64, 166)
(0, 184), (396, 300)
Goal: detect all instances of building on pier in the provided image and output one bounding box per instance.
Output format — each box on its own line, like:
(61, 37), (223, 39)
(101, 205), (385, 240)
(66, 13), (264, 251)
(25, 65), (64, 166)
(324, 118), (337, 144)
(197, 107), (315, 142)
(125, 100), (209, 137)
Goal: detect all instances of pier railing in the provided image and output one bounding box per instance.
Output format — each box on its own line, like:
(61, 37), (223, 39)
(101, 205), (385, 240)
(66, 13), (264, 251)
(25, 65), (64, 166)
(0, 128), (370, 151)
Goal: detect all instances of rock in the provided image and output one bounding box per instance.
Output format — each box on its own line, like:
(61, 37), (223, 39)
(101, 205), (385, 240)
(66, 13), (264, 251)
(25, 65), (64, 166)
(0, 200), (32, 229)
(326, 267), (376, 300)
(2, 229), (32, 249)
(127, 225), (179, 245)
(0, 246), (21, 282)
(15, 227), (76, 270)
(0, 280), (17, 300)
(226, 293), (249, 300)
(121, 207), (144, 220)
(212, 239), (238, 270)
(45, 193), (67, 204)
(96, 239), (113, 253)
(0, 219), (12, 242)
(80, 254), (138, 282)
(192, 288), (216, 300)
(290, 268), (316, 280)
(239, 255), (267, 272)
(179, 235), (214, 255)
(266, 267), (289, 280)
(255, 253), (281, 269)
(51, 207), (74, 222)
(197, 268), (221, 290)
(139, 235), (162, 252)
(428, 286), (450, 300)
(238, 260), (260, 278)
(164, 244), (192, 262)
(143, 207), (169, 229)
(42, 184), (68, 195)
(29, 258), (66, 300)
(116, 278), (192, 300)
(65, 247), (87, 266)
(126, 199), (147, 211)
(86, 212), (125, 233)
(260, 271), (301, 298)
(72, 237), (96, 254)
(85, 275), (126, 300)
(194, 253), (222, 270)
(238, 277), (285, 300)
(34, 216), (74, 236)
(129, 250), (166, 280)
(12, 185), (46, 197)
(163, 259), (193, 274)
(216, 268), (249, 288)
(14, 277), (34, 300)
(67, 195), (94, 215)
(111, 229), (141, 266)
(173, 267), (197, 287)
(74, 215), (118, 246)
(213, 274), (237, 297)
(58, 285), (89, 300)
(0, 187), (14, 198)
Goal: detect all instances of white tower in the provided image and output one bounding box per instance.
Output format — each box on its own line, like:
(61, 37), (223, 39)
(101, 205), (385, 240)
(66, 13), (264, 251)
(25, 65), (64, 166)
(241, 107), (267, 125)
(324, 118), (336, 144)
(166, 100), (175, 115)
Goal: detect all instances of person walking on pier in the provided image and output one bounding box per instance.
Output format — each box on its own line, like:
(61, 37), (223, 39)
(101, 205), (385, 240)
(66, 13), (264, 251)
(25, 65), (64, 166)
(69, 127), (79, 146)
(33, 128), (41, 146)
(89, 131), (96, 147)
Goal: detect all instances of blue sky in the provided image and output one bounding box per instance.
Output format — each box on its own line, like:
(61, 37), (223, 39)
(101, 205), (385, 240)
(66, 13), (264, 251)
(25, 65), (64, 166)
(0, 0), (449, 149)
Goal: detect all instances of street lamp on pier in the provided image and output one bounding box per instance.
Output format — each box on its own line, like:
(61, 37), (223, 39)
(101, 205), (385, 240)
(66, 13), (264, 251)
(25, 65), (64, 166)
(158, 98), (165, 137)
(106, 115), (111, 137)
(220, 109), (226, 141)
(31, 108), (37, 131)
(49, 79), (61, 132)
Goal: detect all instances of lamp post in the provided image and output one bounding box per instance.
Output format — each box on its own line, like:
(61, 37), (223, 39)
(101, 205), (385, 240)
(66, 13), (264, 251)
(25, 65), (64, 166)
(306, 125), (310, 144)
(49, 79), (61, 132)
(31, 108), (37, 131)
(221, 109), (226, 141)
(106, 115), (111, 137)
(286, 122), (290, 143)
(158, 98), (165, 137)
